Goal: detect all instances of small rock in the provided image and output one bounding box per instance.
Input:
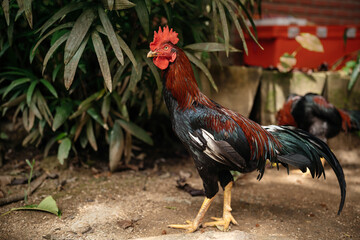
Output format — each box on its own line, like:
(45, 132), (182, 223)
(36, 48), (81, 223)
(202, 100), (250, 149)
(42, 234), (51, 240)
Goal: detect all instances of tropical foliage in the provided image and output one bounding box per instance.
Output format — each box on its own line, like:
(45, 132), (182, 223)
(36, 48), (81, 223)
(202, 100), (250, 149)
(0, 0), (261, 171)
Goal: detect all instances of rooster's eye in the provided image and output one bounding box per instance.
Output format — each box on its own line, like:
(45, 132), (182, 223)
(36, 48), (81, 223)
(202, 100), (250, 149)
(164, 46), (169, 50)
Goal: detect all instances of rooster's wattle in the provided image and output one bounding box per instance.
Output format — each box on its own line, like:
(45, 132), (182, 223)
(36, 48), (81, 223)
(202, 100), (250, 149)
(147, 26), (346, 233)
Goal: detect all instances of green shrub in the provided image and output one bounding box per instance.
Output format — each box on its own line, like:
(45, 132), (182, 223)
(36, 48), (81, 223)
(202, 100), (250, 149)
(0, 0), (260, 171)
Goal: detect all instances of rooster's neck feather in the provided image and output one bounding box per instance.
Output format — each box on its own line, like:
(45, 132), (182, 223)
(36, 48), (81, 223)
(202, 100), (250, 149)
(163, 47), (214, 110)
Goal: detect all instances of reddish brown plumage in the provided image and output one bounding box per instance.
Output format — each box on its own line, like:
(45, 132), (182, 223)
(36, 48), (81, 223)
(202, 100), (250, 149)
(165, 46), (280, 161)
(276, 96), (299, 127)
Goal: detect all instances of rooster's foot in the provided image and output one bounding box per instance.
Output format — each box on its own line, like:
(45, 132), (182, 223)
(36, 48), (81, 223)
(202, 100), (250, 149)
(168, 220), (199, 233)
(203, 212), (238, 231)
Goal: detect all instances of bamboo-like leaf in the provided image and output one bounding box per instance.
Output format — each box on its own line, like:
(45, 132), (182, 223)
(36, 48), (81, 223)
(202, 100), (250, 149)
(78, 89), (105, 110)
(114, 0), (136, 10)
(64, 34), (89, 90)
(349, 61), (360, 91)
(184, 42), (240, 52)
(43, 32), (70, 75)
(2, 0), (10, 26)
(26, 81), (37, 106)
(143, 55), (161, 91)
(113, 57), (130, 87)
(219, 0), (248, 55)
(109, 120), (124, 171)
(215, 0), (229, 56)
(44, 136), (57, 157)
(35, 90), (53, 126)
(64, 8), (96, 65)
(52, 64), (62, 82)
(133, 0), (149, 36)
(38, 119), (46, 136)
(86, 120), (98, 151)
(38, 2), (89, 36)
(22, 107), (29, 131)
(57, 137), (71, 165)
(2, 78), (30, 99)
(237, 1), (263, 50)
(116, 119), (153, 145)
(74, 114), (89, 142)
(185, 51), (218, 92)
(7, 18), (14, 46)
(23, 0), (33, 28)
(91, 30), (112, 92)
(22, 129), (40, 146)
(144, 87), (153, 115)
(1, 94), (25, 108)
(87, 107), (109, 130)
(30, 99), (42, 119)
(108, 0), (114, 10)
(40, 79), (58, 98)
(52, 103), (72, 131)
(116, 34), (137, 68)
(123, 132), (132, 165)
(101, 93), (111, 121)
(98, 7), (124, 65)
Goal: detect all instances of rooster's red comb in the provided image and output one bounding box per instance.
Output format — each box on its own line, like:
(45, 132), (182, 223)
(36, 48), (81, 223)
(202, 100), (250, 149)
(150, 26), (179, 51)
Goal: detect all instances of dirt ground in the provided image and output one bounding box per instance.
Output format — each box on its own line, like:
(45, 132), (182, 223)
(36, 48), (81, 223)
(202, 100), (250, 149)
(0, 133), (359, 240)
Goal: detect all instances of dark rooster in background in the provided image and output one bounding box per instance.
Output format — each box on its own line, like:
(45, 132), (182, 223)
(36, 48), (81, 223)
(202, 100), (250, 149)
(277, 93), (360, 143)
(147, 26), (346, 233)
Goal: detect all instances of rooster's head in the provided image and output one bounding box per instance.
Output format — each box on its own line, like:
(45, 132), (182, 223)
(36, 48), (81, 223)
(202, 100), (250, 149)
(147, 26), (179, 70)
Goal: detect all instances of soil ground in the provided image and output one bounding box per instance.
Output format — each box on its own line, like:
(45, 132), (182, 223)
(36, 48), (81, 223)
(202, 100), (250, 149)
(0, 133), (359, 240)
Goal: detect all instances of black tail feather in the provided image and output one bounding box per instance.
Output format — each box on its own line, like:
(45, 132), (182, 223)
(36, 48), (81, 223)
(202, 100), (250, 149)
(347, 110), (360, 131)
(265, 125), (346, 215)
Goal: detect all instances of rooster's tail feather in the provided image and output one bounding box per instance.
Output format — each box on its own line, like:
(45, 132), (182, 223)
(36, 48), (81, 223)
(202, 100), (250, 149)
(264, 125), (346, 215)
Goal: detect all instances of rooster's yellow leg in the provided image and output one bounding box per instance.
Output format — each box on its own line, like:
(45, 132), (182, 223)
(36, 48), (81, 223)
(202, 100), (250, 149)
(168, 196), (215, 233)
(203, 182), (238, 231)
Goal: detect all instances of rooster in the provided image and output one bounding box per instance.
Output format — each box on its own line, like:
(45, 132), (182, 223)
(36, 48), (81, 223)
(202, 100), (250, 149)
(277, 93), (360, 143)
(147, 26), (346, 233)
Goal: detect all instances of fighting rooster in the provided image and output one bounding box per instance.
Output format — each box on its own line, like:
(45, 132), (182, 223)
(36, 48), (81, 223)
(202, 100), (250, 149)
(147, 26), (346, 233)
(277, 93), (360, 143)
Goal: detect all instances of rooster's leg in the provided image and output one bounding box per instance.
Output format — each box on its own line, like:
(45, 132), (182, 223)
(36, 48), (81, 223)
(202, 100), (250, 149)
(168, 196), (215, 233)
(203, 181), (238, 231)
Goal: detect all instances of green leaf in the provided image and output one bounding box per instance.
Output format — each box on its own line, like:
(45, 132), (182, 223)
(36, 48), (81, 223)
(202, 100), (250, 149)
(1, 94), (26, 108)
(57, 137), (71, 165)
(1, 196), (61, 217)
(38, 2), (90, 36)
(26, 81), (37, 106)
(184, 42), (240, 52)
(52, 103), (73, 131)
(64, 8), (96, 65)
(2, 0), (10, 26)
(133, 0), (149, 36)
(42, 32), (70, 75)
(3, 78), (30, 99)
(215, 0), (229, 56)
(237, 1), (263, 50)
(98, 7), (124, 65)
(116, 119), (153, 145)
(101, 93), (111, 121)
(113, 0), (136, 10)
(86, 107), (109, 130)
(52, 64), (62, 82)
(64, 34), (89, 90)
(30, 22), (74, 63)
(44, 136), (57, 157)
(35, 90), (53, 126)
(40, 79), (58, 98)
(86, 120), (98, 151)
(348, 61), (360, 90)
(91, 30), (112, 92)
(184, 51), (218, 92)
(109, 120), (124, 171)
(23, 0), (33, 28)
(143, 55), (161, 91)
(220, 0), (248, 55)
(116, 34), (137, 68)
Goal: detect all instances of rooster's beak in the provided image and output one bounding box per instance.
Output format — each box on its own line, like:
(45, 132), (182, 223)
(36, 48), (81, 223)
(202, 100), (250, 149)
(147, 51), (158, 58)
